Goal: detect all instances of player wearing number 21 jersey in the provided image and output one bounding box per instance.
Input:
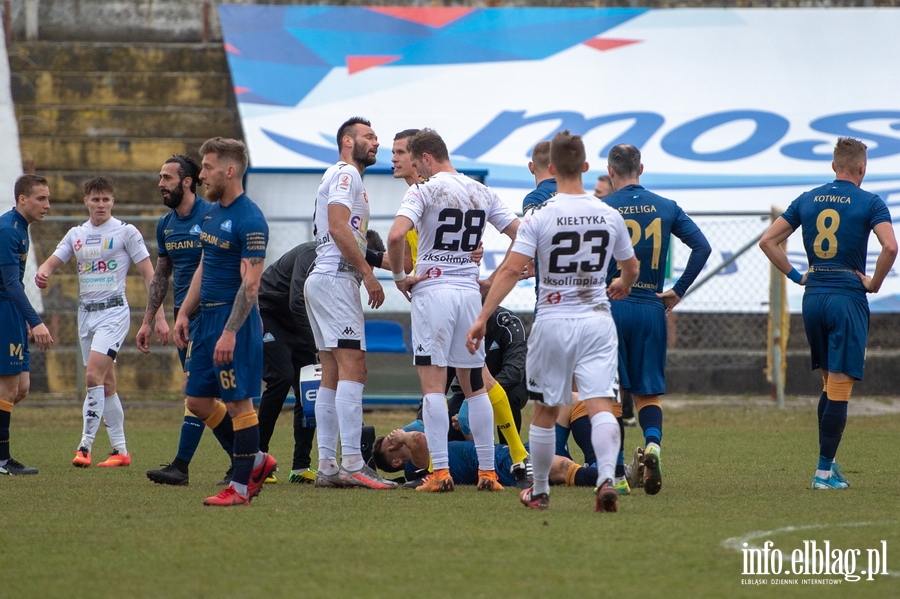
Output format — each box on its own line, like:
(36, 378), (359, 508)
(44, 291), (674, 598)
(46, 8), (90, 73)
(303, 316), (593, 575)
(388, 128), (519, 493)
(467, 130), (638, 512)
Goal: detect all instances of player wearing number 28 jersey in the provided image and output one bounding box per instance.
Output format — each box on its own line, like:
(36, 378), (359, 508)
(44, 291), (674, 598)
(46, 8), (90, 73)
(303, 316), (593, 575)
(388, 128), (519, 493)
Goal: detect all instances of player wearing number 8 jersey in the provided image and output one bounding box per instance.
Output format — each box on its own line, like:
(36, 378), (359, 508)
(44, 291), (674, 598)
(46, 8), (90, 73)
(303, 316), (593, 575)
(388, 128), (519, 493)
(760, 137), (897, 491)
(603, 144), (711, 496)
(467, 130), (639, 512)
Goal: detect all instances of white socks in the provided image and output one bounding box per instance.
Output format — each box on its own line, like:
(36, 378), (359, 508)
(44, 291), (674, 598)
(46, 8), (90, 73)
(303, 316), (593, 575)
(528, 425), (556, 495)
(336, 380), (365, 471)
(79, 385), (105, 451)
(590, 411), (620, 485)
(315, 386), (338, 475)
(103, 393), (127, 454)
(465, 392), (494, 472)
(423, 393), (449, 470)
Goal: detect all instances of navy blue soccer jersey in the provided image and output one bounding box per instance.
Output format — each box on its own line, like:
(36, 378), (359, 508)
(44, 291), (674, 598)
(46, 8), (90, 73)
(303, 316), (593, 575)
(156, 197), (214, 308)
(0, 209), (29, 300)
(782, 179), (891, 298)
(198, 194), (268, 307)
(522, 178), (557, 215)
(604, 184), (709, 303)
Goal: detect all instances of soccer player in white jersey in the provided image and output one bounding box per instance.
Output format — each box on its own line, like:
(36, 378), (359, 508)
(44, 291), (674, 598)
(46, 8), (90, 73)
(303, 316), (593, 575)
(387, 128), (520, 493)
(467, 130), (639, 512)
(36, 177), (166, 467)
(304, 117), (397, 490)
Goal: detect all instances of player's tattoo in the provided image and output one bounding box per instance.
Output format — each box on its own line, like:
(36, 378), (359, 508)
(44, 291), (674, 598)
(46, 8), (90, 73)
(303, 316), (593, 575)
(143, 256), (173, 323)
(224, 280), (258, 333)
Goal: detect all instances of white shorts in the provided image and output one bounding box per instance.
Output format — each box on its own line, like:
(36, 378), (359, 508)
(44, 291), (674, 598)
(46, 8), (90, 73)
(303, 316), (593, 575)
(526, 314), (619, 407)
(78, 304), (130, 366)
(305, 273), (366, 352)
(411, 287), (484, 368)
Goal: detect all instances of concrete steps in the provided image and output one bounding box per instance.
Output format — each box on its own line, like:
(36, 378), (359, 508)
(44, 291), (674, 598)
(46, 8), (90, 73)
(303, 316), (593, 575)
(9, 42), (228, 72)
(9, 41), (240, 204)
(16, 106), (238, 138)
(12, 71), (232, 107)
(8, 40), (242, 395)
(22, 137), (212, 171)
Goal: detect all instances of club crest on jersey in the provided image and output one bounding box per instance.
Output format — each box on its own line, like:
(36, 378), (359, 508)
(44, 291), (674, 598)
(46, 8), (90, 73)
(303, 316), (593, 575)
(220, 220), (232, 232)
(424, 267), (442, 278)
(547, 292), (562, 304)
(102, 238), (114, 249)
(190, 224), (202, 235)
(74, 239), (83, 251)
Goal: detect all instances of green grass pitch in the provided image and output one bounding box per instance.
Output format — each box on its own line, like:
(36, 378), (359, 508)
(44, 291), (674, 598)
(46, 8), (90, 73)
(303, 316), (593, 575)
(1, 399), (898, 599)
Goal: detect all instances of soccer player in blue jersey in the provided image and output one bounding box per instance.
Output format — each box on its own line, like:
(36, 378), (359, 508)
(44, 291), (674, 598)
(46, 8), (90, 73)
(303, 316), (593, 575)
(522, 141), (557, 216)
(603, 144), (711, 496)
(760, 137), (897, 490)
(593, 175), (614, 199)
(173, 137), (276, 506)
(0, 175), (52, 475)
(137, 155), (234, 486)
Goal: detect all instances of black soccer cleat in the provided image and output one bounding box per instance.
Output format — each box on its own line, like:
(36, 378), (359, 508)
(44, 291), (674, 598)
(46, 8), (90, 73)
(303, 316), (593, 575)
(0, 457), (38, 475)
(146, 463), (189, 486)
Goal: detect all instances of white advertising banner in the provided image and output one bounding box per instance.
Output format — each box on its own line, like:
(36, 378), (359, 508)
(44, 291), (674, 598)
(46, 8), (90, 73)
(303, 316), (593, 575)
(221, 6), (900, 312)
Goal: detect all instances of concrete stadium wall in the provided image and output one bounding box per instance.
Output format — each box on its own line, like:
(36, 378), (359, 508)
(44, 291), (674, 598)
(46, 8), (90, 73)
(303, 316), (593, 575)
(2, 0), (893, 43)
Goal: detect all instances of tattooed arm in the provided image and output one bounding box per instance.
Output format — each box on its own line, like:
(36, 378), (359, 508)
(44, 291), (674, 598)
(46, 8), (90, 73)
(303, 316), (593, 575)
(213, 256), (265, 366)
(136, 255), (174, 353)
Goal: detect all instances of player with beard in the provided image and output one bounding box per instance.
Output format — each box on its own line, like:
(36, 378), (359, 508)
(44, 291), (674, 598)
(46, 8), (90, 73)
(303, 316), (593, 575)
(305, 117), (397, 490)
(137, 155), (234, 486)
(173, 138), (276, 506)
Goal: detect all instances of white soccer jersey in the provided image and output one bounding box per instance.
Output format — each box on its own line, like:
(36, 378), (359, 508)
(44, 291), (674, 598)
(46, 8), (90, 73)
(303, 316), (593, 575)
(513, 193), (634, 318)
(52, 217), (150, 303)
(310, 162), (369, 283)
(396, 172), (516, 292)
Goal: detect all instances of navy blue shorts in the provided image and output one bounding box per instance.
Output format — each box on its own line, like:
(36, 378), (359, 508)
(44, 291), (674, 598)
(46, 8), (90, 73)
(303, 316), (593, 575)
(185, 305), (263, 401)
(802, 291), (869, 380)
(611, 299), (666, 395)
(493, 444), (517, 487)
(177, 316), (200, 371)
(0, 300), (29, 375)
